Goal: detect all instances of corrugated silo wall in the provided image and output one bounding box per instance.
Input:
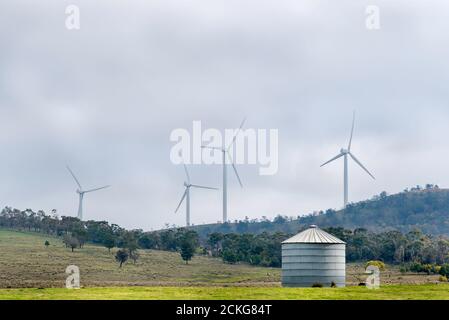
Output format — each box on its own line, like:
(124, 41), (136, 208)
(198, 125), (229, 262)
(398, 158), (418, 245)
(281, 243), (346, 287)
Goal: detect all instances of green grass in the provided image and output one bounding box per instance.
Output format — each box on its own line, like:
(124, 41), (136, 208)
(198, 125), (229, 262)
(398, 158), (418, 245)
(2, 284), (449, 300)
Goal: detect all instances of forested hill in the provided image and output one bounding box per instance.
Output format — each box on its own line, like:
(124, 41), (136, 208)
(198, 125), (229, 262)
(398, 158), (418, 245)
(192, 186), (449, 237)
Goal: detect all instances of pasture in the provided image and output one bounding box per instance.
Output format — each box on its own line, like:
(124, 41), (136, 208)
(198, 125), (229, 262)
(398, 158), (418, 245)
(0, 229), (279, 288)
(0, 229), (447, 300)
(2, 284), (449, 300)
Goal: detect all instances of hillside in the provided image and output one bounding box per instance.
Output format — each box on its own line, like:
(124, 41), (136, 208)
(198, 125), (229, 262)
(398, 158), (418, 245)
(0, 230), (279, 288)
(0, 229), (443, 292)
(192, 188), (449, 237)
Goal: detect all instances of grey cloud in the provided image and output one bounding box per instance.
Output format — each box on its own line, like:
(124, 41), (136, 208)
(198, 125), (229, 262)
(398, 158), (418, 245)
(1, 0), (449, 228)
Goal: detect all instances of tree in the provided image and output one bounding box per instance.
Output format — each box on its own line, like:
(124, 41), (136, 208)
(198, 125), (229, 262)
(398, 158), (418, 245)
(159, 229), (178, 251)
(207, 232), (223, 256)
(120, 231), (140, 263)
(138, 233), (159, 249)
(115, 249), (129, 268)
(44, 240), (50, 248)
(180, 240), (195, 264)
(179, 230), (198, 264)
(222, 249), (238, 264)
(72, 228), (88, 248)
(120, 231), (139, 253)
(273, 215), (287, 224)
(129, 250), (140, 264)
(103, 235), (115, 253)
(64, 235), (80, 252)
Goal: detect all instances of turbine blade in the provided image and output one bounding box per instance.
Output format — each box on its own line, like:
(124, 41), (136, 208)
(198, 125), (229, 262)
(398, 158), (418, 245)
(348, 111), (356, 151)
(320, 153), (344, 167)
(66, 166), (82, 189)
(226, 152), (243, 187)
(183, 164), (191, 184)
(175, 189), (187, 213)
(190, 184), (219, 190)
(227, 117), (246, 150)
(84, 185), (110, 193)
(349, 152), (375, 180)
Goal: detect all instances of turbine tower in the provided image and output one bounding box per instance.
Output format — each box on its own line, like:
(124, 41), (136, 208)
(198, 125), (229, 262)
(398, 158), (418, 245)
(202, 118), (245, 223)
(66, 166), (110, 220)
(175, 164), (218, 227)
(320, 112), (375, 208)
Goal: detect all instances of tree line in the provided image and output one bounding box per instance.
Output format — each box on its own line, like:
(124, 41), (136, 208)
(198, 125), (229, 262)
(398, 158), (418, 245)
(0, 207), (198, 266)
(2, 206), (449, 268)
(191, 185), (449, 237)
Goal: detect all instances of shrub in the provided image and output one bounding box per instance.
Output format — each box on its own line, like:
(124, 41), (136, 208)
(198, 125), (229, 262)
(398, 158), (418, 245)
(410, 262), (424, 273)
(433, 265), (442, 274)
(115, 249), (129, 268)
(330, 281), (337, 288)
(439, 275), (448, 282)
(410, 262), (439, 275)
(423, 264), (433, 275)
(311, 283), (323, 288)
(439, 264), (449, 277)
(365, 260), (385, 271)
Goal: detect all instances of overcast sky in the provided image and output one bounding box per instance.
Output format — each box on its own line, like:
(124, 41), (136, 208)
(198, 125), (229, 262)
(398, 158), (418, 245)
(1, 0), (449, 230)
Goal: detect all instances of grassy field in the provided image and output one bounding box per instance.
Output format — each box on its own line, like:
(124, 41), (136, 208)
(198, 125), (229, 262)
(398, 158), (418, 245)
(0, 229), (440, 288)
(0, 229), (279, 288)
(2, 284), (449, 300)
(1, 229), (447, 300)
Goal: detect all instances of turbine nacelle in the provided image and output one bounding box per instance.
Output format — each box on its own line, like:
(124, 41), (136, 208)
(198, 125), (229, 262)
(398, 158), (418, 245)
(340, 148), (349, 155)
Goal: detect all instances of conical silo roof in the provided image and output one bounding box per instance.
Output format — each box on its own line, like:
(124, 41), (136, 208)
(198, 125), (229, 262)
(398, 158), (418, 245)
(282, 225), (345, 244)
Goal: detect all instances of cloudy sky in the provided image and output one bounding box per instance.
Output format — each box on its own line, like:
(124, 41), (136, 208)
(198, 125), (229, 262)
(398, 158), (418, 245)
(1, 0), (449, 230)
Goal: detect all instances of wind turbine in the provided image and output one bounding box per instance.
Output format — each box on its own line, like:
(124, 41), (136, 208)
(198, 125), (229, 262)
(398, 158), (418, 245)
(175, 164), (218, 227)
(66, 166), (110, 220)
(202, 118), (245, 223)
(320, 112), (375, 208)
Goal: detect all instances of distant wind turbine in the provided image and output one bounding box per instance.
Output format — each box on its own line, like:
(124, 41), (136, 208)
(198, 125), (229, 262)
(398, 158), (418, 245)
(66, 166), (110, 220)
(320, 112), (375, 208)
(202, 118), (245, 223)
(175, 164), (218, 227)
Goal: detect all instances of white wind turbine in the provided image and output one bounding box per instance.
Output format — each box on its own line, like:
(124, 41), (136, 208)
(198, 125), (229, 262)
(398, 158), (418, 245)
(175, 164), (218, 227)
(67, 166), (110, 220)
(201, 118), (245, 223)
(320, 112), (375, 208)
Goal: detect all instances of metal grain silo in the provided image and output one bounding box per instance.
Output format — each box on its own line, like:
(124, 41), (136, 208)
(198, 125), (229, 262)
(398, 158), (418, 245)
(282, 225), (346, 287)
